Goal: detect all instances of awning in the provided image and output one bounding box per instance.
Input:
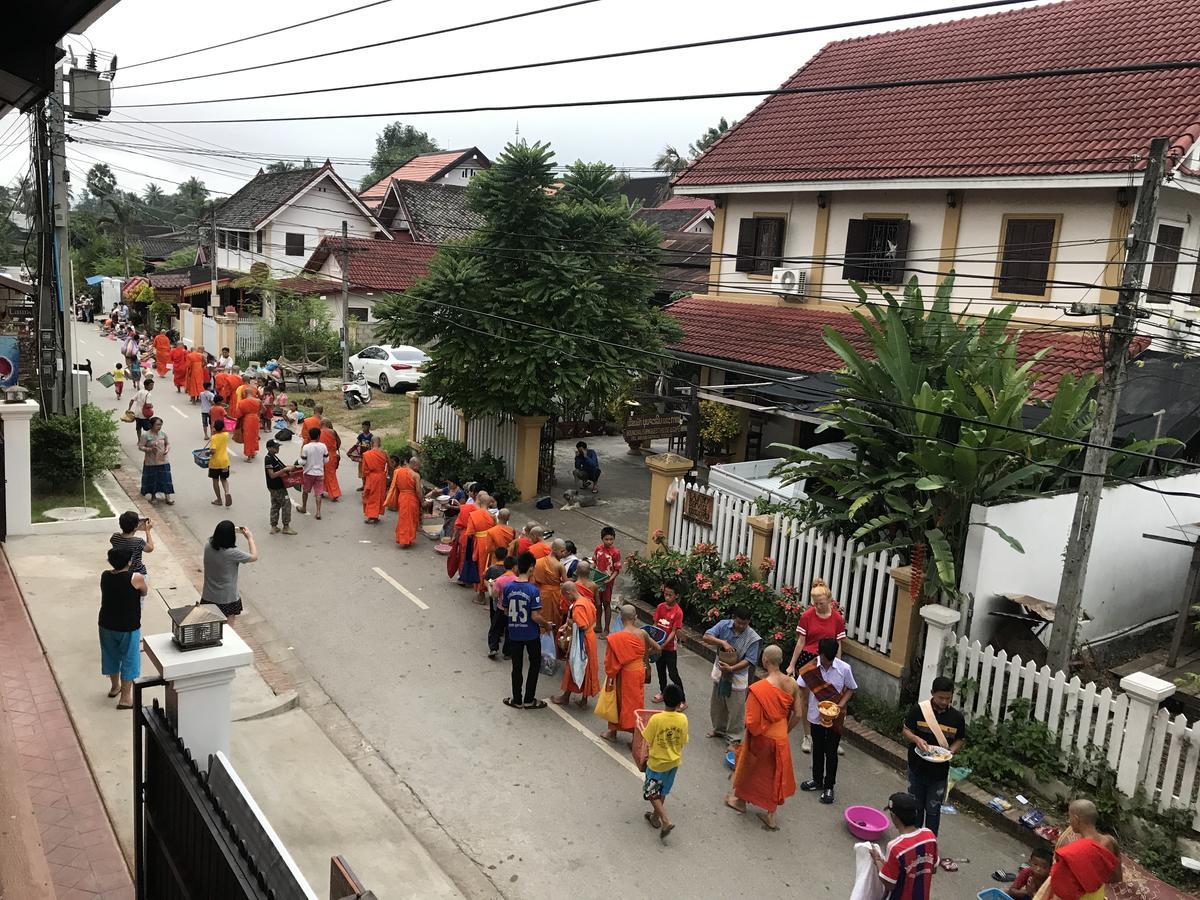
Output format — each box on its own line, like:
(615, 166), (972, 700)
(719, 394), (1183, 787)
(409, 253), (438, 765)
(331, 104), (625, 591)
(84, 275), (106, 285)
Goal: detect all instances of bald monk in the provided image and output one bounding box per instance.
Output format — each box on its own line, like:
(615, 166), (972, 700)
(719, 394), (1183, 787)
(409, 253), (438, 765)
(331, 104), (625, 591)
(301, 405), (322, 450)
(459, 492), (496, 592)
(479, 509), (515, 597)
(600, 605), (660, 742)
(170, 341), (188, 392)
(233, 371), (253, 407)
(153, 331), (171, 376)
(185, 348), (206, 401)
(532, 539), (567, 627)
(319, 418), (341, 501)
(526, 526), (553, 561)
(552, 581), (599, 708)
(385, 455), (421, 546)
(237, 393), (262, 460)
(360, 436), (389, 523)
(1033, 799), (1121, 900)
(448, 487), (478, 580)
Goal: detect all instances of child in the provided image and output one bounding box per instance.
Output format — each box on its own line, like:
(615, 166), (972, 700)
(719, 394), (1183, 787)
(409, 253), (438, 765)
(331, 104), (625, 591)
(199, 384), (216, 438)
(1007, 847), (1052, 899)
(207, 418), (232, 507)
(561, 540), (580, 579)
(593, 525), (622, 635)
(111, 362), (125, 399)
(653, 579), (686, 710)
(356, 421), (373, 492)
(641, 683), (687, 843)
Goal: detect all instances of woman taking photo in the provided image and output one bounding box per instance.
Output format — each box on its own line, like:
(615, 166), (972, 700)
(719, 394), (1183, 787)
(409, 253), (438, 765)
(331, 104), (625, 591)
(138, 416), (175, 504)
(99, 547), (148, 709)
(785, 578), (846, 754)
(202, 520), (258, 629)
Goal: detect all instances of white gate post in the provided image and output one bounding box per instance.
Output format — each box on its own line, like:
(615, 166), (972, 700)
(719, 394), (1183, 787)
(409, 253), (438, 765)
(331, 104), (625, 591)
(1116, 671), (1176, 796)
(918, 604), (962, 698)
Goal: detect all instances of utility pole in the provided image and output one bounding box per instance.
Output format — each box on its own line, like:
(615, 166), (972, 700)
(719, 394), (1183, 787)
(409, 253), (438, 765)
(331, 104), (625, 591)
(209, 203), (219, 314)
(51, 64), (75, 413)
(340, 220), (351, 382)
(1047, 136), (1169, 672)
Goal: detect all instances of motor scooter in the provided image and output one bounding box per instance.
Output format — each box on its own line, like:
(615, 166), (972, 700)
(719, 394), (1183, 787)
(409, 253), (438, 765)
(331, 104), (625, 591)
(342, 372), (372, 409)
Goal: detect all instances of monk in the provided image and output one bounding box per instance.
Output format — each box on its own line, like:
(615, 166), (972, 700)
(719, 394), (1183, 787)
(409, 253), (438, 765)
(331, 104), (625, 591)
(318, 418), (341, 501)
(233, 373), (252, 407)
(726, 644), (801, 830)
(574, 559), (599, 608)
(525, 526), (553, 560)
(384, 455), (421, 546)
(479, 509), (515, 596)
(532, 539), (567, 627)
(153, 331), (170, 376)
(447, 487), (478, 580)
(301, 405), (322, 449)
(459, 492), (496, 593)
(599, 605), (660, 742)
(360, 437), (389, 523)
(552, 581), (599, 707)
(169, 342), (188, 392)
(185, 348), (206, 401)
(1033, 799), (1121, 900)
(237, 393), (262, 460)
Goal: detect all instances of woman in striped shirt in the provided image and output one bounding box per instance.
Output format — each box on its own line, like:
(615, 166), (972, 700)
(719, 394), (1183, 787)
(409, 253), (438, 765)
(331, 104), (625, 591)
(109, 511), (154, 580)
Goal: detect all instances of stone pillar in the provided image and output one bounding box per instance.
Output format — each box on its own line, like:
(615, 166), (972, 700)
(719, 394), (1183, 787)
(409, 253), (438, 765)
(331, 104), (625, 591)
(189, 308), (205, 350)
(143, 630), (253, 766)
(215, 315), (237, 361)
(455, 409), (468, 443)
(177, 302), (191, 338)
(645, 452), (693, 552)
(887, 565), (922, 674)
(1116, 671), (1176, 796)
(0, 400), (39, 535)
(747, 514), (775, 572)
(513, 414), (548, 502)
(406, 392), (420, 447)
(918, 604), (962, 698)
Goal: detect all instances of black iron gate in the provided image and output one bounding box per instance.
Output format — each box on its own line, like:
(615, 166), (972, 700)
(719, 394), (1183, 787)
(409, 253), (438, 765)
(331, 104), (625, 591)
(537, 415), (557, 495)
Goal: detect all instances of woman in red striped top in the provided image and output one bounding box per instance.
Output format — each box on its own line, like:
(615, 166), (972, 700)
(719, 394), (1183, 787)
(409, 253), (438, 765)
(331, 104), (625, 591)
(785, 578), (846, 754)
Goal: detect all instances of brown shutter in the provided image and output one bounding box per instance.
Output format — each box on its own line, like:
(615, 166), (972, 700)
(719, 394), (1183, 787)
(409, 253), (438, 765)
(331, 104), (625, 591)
(735, 218), (758, 272)
(999, 218), (1055, 296)
(842, 219), (871, 281)
(1147, 224), (1184, 303)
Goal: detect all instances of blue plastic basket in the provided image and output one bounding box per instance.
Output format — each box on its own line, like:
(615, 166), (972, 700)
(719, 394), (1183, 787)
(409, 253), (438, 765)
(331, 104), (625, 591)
(977, 890), (1013, 900)
(191, 448), (212, 469)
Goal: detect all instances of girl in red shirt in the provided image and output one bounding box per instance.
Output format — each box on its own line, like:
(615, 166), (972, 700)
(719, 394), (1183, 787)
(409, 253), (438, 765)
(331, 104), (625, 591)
(785, 578), (846, 753)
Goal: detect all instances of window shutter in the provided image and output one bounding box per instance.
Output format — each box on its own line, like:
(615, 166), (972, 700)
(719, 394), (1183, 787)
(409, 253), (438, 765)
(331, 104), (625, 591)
(999, 218), (1056, 296)
(883, 219), (911, 284)
(842, 219), (871, 281)
(735, 218), (758, 272)
(760, 218), (785, 272)
(1147, 223), (1184, 304)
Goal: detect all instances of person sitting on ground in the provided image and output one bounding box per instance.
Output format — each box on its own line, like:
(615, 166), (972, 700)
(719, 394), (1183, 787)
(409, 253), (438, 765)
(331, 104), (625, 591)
(1006, 846), (1052, 899)
(1042, 799), (1122, 900)
(574, 440), (601, 492)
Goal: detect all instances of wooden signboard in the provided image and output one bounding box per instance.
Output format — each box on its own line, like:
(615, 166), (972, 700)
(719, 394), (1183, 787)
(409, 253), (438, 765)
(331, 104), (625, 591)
(623, 414), (684, 441)
(682, 488), (714, 527)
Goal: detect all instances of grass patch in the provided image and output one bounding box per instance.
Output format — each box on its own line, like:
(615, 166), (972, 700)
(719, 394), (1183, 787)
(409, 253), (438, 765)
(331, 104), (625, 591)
(287, 387), (412, 437)
(32, 479), (115, 524)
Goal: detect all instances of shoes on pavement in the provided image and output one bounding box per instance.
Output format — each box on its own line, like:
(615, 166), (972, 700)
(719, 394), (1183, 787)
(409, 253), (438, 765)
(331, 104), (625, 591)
(270, 526), (280, 534)
(799, 780), (820, 792)
(820, 789), (835, 804)
(837, 744), (845, 755)
(487, 650), (497, 659)
(282, 526), (297, 535)
(801, 735), (812, 753)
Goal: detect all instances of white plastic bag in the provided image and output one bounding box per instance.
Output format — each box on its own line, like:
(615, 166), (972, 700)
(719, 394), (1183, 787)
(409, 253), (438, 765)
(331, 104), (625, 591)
(540, 632), (557, 675)
(568, 624), (587, 687)
(849, 841), (885, 900)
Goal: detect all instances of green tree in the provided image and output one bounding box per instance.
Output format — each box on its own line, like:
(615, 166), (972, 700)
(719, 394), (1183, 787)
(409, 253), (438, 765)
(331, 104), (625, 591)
(373, 141), (679, 419)
(142, 182), (166, 207)
(162, 246), (198, 269)
(653, 117), (738, 175)
(360, 121), (439, 190)
(689, 116), (734, 157)
(85, 163), (116, 200)
(772, 275), (1168, 601)
(653, 145), (686, 175)
(265, 160), (297, 173)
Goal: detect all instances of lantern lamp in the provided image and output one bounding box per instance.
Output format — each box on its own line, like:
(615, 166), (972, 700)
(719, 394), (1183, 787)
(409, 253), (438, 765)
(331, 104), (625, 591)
(168, 602), (227, 652)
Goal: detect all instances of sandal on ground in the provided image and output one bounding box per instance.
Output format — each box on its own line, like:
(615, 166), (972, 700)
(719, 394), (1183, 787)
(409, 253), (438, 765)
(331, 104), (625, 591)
(659, 823), (675, 841)
(502, 697), (521, 709)
(523, 699), (547, 710)
(116, 702), (133, 710)
(211, 499), (223, 506)
(652, 693), (664, 703)
(107, 687), (120, 698)
(939, 859), (959, 873)
(724, 797), (745, 814)
(757, 813), (779, 832)
(644, 811), (661, 829)
(225, 495), (232, 506)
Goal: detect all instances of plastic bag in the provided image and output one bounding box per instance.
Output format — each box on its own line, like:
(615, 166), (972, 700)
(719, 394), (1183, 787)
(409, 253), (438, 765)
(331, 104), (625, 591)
(539, 632), (557, 675)
(594, 677), (618, 723)
(568, 624), (587, 687)
(849, 842), (886, 900)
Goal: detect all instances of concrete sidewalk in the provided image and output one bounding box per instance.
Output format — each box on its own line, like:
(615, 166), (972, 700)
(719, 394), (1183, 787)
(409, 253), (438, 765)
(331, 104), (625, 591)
(6, 509), (462, 898)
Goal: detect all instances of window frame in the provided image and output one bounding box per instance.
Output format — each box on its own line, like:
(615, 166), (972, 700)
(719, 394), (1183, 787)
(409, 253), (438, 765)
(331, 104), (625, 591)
(992, 213), (1063, 301)
(237, 231), (250, 252)
(1146, 220), (1187, 305)
(734, 213), (788, 278)
(217, 229), (227, 250)
(284, 232), (306, 257)
(842, 213), (911, 287)
(256, 230), (263, 254)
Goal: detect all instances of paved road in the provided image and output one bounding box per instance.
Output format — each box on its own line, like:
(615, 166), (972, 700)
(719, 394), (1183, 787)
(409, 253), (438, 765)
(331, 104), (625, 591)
(81, 325), (1029, 898)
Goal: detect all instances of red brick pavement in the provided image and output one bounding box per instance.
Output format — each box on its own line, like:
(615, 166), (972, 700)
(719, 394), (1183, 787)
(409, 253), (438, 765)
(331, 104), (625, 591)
(0, 548), (134, 900)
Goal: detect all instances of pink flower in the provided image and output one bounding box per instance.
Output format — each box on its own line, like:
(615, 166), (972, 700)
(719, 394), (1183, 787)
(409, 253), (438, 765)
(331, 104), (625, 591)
(760, 556), (775, 572)
(750, 581), (764, 592)
(728, 572), (744, 582)
(706, 607), (719, 618)
(652, 528), (665, 543)
(773, 631), (784, 640)
(674, 567), (683, 575)
(735, 553), (749, 565)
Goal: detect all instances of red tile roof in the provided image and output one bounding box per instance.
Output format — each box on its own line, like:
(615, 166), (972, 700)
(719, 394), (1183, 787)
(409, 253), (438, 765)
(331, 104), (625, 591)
(359, 148), (488, 202)
(676, 0), (1200, 187)
(304, 237), (436, 292)
(654, 196), (715, 211)
(275, 276), (342, 295)
(667, 296), (1147, 401)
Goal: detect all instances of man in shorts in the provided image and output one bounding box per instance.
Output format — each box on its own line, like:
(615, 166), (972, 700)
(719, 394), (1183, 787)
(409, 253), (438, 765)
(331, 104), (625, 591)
(296, 427), (329, 520)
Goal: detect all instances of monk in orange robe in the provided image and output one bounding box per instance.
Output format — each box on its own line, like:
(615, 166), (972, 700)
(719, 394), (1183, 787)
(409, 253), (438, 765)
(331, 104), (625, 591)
(318, 419), (341, 501)
(210, 402), (226, 436)
(170, 343), (188, 392)
(360, 438), (389, 523)
(223, 372), (243, 406)
(459, 493), (496, 591)
(237, 395), (262, 460)
(447, 494), (477, 579)
(185, 349), (205, 400)
(213, 371), (229, 405)
(726, 645), (800, 830)
(385, 456), (421, 546)
(478, 512), (515, 596)
(153, 332), (171, 376)
(532, 540), (567, 627)
(553, 582), (599, 706)
(528, 528), (553, 561)
(600, 605), (659, 741)
(301, 408), (322, 446)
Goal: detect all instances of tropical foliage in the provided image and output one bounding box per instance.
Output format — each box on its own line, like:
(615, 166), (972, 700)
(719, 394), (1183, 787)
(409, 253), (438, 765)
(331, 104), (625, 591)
(771, 274), (1170, 600)
(360, 122), (439, 190)
(653, 116), (737, 174)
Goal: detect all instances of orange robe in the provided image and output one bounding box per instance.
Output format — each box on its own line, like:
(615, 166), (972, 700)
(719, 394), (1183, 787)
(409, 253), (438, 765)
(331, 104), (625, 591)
(185, 351), (205, 398)
(234, 382), (251, 406)
(301, 415), (321, 445)
(170, 346), (188, 388)
(237, 397), (261, 458)
(319, 428), (341, 500)
(210, 404), (226, 428)
(604, 629), (646, 733)
(360, 448), (388, 519)
(532, 555), (565, 626)
(385, 465), (420, 546)
(731, 680), (797, 814)
(478, 524), (515, 593)
(224, 374), (243, 406)
(561, 595), (600, 697)
(153, 334), (170, 376)
(529, 542), (552, 561)
(462, 506), (497, 589)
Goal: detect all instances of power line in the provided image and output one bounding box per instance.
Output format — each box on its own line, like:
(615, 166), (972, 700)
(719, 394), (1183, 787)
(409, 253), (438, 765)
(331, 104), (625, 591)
(120, 0), (395, 70)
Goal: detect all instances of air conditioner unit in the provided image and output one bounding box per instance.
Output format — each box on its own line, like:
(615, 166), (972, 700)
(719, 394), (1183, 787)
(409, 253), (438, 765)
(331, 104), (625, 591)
(771, 266), (809, 301)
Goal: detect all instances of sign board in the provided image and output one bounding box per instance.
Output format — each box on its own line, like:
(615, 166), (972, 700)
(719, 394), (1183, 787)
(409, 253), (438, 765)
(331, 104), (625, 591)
(682, 488), (714, 527)
(622, 414), (684, 441)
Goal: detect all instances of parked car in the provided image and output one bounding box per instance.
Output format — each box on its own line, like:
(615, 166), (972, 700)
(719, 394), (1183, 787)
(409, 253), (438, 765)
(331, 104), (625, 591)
(348, 345), (428, 392)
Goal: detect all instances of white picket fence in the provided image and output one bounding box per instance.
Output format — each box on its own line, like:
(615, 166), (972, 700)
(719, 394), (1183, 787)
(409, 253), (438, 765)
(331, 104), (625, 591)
(414, 394), (460, 443)
(465, 414), (518, 482)
(235, 318), (264, 361)
(666, 479), (901, 652)
(944, 632), (1200, 830)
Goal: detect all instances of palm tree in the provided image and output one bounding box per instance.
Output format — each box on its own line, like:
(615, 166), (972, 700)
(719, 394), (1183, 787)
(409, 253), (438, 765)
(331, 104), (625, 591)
(142, 182), (166, 207)
(653, 145), (686, 175)
(689, 116), (734, 158)
(265, 160), (297, 173)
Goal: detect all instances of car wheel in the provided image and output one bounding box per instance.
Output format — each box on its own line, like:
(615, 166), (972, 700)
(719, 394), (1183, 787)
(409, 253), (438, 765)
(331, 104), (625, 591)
(378, 374), (390, 393)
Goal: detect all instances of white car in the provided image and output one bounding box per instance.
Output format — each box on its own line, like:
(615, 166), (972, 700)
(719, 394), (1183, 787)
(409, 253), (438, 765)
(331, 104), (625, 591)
(348, 345), (428, 393)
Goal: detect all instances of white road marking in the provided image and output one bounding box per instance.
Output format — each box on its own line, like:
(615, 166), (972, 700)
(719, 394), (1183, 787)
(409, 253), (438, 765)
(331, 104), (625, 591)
(171, 405), (190, 419)
(547, 702), (641, 778)
(372, 567), (429, 610)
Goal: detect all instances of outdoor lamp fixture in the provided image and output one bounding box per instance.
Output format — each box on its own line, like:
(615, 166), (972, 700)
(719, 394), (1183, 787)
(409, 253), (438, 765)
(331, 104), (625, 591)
(2, 385), (29, 404)
(946, 191), (958, 209)
(169, 602), (227, 652)
(816, 192), (828, 209)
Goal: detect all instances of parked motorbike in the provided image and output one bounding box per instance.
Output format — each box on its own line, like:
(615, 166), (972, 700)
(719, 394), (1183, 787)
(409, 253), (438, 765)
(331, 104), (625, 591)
(342, 373), (372, 409)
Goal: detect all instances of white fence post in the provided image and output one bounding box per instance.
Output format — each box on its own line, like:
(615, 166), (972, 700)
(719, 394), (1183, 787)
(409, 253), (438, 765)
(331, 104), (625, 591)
(1116, 672), (1177, 797)
(918, 605), (961, 698)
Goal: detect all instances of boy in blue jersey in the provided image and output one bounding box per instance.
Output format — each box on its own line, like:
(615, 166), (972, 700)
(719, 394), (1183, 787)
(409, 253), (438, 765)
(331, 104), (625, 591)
(500, 551), (549, 710)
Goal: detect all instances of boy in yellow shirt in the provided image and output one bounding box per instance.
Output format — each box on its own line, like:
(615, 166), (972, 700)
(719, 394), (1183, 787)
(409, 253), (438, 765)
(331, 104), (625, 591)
(641, 683), (688, 842)
(111, 362), (125, 398)
(207, 418), (232, 506)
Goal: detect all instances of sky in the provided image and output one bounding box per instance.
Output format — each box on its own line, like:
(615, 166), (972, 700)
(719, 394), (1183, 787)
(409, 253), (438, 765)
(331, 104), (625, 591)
(0, 0), (1048, 200)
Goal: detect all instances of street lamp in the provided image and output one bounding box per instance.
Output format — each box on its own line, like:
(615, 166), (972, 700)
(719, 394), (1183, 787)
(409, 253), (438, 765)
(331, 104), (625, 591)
(168, 603), (227, 652)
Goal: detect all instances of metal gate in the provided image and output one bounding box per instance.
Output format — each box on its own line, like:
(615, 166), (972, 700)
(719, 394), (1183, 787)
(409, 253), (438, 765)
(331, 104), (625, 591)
(537, 415), (557, 495)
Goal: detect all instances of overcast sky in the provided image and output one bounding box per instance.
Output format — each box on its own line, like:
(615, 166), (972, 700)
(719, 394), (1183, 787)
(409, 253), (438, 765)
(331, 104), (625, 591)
(1, 0), (1044, 199)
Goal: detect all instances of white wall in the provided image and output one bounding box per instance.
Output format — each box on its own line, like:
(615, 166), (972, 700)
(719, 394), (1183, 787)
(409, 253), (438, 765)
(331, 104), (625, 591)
(310, 253), (380, 326)
(959, 472), (1200, 646)
(431, 154), (486, 185)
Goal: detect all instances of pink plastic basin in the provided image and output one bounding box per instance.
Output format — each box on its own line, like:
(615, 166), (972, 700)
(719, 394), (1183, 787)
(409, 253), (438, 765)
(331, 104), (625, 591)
(844, 805), (890, 841)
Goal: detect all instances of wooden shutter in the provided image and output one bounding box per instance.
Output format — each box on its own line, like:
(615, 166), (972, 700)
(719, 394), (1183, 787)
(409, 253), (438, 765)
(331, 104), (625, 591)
(734, 219), (758, 272)
(999, 218), (1056, 296)
(1147, 223), (1184, 303)
(755, 217), (785, 274)
(842, 219), (872, 281)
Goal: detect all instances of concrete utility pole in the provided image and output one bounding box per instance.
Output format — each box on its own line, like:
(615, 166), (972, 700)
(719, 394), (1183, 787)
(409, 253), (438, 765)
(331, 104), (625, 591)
(51, 64), (75, 413)
(1047, 136), (1169, 673)
(209, 203), (219, 313)
(340, 220), (351, 382)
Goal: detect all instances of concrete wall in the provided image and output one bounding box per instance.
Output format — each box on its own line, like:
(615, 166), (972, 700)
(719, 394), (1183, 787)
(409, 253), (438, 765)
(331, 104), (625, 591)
(310, 254), (382, 326)
(431, 155), (487, 186)
(959, 471), (1200, 646)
